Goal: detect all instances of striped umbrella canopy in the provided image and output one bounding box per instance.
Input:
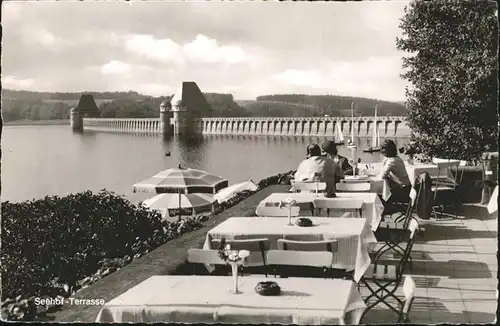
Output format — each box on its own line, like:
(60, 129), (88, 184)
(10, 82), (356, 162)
(142, 194), (215, 213)
(133, 165), (228, 194)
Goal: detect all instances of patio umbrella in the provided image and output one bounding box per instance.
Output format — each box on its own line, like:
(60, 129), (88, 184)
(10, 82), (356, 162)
(133, 164), (228, 194)
(214, 180), (258, 203)
(142, 193), (216, 221)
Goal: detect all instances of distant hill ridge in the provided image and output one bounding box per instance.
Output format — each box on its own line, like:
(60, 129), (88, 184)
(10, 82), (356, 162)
(2, 89), (407, 122)
(248, 94), (407, 117)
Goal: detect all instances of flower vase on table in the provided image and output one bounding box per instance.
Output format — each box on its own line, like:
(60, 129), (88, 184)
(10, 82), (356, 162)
(311, 172), (321, 197)
(217, 238), (250, 294)
(230, 263), (239, 294)
(279, 198), (297, 226)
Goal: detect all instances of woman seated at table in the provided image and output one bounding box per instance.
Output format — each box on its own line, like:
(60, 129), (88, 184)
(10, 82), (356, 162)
(321, 140), (353, 177)
(294, 143), (340, 197)
(378, 139), (412, 214)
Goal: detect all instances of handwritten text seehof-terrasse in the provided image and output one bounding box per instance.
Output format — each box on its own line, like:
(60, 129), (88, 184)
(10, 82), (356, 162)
(34, 297), (105, 306)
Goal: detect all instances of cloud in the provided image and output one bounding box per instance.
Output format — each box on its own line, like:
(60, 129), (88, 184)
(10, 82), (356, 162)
(183, 35), (251, 64)
(1, 2), (410, 101)
(100, 60), (131, 75)
(2, 75), (35, 89)
(125, 34), (182, 63)
(21, 27), (60, 48)
(124, 33), (251, 65)
(1, 2), (23, 22)
(273, 69), (323, 87)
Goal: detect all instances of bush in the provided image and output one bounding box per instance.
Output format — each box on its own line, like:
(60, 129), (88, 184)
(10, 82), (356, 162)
(0, 190), (204, 320)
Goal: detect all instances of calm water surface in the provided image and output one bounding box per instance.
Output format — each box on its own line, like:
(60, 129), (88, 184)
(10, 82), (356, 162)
(2, 125), (408, 203)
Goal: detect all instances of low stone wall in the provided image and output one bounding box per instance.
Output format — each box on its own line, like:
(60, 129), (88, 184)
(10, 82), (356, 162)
(52, 185), (288, 322)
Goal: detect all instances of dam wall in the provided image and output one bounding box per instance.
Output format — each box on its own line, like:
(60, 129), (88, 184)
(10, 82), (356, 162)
(81, 116), (410, 137)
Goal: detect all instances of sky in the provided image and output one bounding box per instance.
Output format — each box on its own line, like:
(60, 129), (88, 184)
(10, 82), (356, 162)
(2, 1), (410, 101)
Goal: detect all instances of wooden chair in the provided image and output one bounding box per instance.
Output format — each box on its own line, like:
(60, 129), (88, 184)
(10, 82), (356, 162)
(312, 198), (364, 218)
(266, 250), (333, 268)
(360, 219), (419, 318)
(290, 180), (326, 193)
(359, 275), (417, 325)
(373, 187), (418, 267)
(336, 182), (371, 192)
(270, 239), (340, 278)
(187, 249), (228, 265)
(277, 238), (339, 252)
(431, 159), (461, 219)
(255, 205), (300, 217)
(210, 238), (270, 276)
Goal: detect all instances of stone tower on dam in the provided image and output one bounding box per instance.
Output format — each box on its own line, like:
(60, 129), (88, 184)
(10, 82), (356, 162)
(168, 81), (210, 135)
(70, 94), (100, 132)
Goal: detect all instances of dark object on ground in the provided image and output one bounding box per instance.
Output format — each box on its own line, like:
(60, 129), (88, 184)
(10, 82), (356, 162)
(165, 152), (171, 156)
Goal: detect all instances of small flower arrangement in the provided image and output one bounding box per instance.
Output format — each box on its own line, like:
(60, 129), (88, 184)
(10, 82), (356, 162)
(217, 238), (250, 263)
(278, 197), (297, 209)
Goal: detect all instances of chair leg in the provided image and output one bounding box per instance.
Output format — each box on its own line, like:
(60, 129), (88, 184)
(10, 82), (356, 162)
(363, 280), (401, 315)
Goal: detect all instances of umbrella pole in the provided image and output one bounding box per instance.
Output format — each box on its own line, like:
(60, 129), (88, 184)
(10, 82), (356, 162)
(178, 190), (182, 222)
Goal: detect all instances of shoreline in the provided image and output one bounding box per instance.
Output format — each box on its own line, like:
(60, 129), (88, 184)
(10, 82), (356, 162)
(3, 120), (70, 126)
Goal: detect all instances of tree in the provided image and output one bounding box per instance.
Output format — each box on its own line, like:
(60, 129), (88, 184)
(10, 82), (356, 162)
(396, 0), (498, 163)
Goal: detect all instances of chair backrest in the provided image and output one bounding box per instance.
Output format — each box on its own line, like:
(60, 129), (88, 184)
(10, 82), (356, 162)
(210, 238), (270, 267)
(434, 160), (460, 193)
(400, 187), (418, 229)
(211, 238), (270, 252)
(401, 276), (416, 317)
(455, 160), (467, 184)
(266, 250), (333, 268)
(336, 182), (371, 192)
(277, 238), (339, 253)
(187, 249), (231, 265)
(312, 198), (364, 217)
(397, 218), (419, 276)
(291, 181), (327, 193)
(255, 205), (300, 217)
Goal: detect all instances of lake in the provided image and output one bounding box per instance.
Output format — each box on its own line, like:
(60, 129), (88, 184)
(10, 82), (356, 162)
(1, 125), (409, 203)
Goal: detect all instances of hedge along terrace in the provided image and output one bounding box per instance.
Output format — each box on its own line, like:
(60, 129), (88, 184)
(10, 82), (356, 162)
(0, 171), (295, 321)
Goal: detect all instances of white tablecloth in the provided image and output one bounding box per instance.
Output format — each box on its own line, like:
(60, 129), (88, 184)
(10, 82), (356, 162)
(258, 192), (384, 231)
(488, 186), (498, 214)
(96, 276), (366, 324)
(204, 217), (377, 282)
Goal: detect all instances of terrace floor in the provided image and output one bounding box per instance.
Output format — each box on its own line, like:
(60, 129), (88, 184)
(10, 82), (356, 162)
(51, 190), (498, 324)
(361, 204), (498, 324)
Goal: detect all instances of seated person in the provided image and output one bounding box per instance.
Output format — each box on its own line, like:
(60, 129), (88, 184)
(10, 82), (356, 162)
(294, 143), (340, 197)
(321, 140), (353, 178)
(378, 139), (412, 214)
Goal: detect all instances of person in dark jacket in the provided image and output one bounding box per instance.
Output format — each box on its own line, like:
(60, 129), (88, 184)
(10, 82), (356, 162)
(321, 140), (353, 178)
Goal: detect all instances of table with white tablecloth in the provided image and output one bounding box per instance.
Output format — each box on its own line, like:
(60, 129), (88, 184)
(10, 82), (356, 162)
(96, 275), (366, 324)
(258, 192), (384, 231)
(204, 217), (377, 282)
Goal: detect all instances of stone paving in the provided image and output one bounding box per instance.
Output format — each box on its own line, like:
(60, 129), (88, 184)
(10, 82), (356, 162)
(361, 204), (498, 324)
